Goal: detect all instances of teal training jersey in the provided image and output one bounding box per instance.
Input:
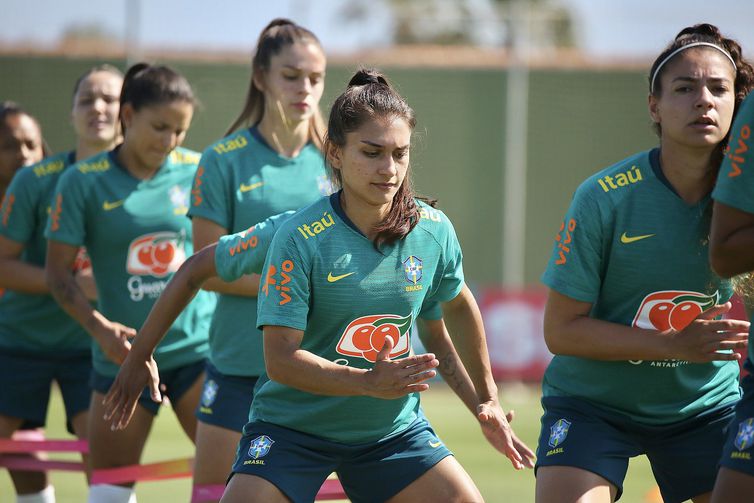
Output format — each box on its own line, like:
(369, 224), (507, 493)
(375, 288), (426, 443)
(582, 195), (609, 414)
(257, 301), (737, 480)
(252, 194), (464, 444)
(214, 211), (295, 282)
(541, 148), (739, 425)
(188, 127), (330, 377)
(713, 92), (754, 371)
(45, 147), (212, 377)
(0, 151), (89, 353)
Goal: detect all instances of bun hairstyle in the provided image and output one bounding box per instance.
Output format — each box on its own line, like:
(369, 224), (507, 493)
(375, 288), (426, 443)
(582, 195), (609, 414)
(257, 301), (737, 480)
(325, 68), (426, 250)
(226, 18), (326, 150)
(119, 63), (195, 132)
(649, 24), (754, 138)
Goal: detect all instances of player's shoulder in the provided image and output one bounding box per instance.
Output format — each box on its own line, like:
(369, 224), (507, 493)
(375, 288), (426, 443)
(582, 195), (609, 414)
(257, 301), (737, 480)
(201, 129), (253, 161)
(70, 151), (112, 181)
(574, 150), (652, 206)
(272, 196), (335, 246)
(413, 199), (455, 238)
(22, 151), (72, 182)
(168, 147), (201, 167)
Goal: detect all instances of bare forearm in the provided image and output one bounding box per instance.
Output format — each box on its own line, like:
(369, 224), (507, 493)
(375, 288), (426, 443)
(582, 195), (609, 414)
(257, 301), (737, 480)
(443, 289), (498, 402)
(266, 348), (367, 396)
(545, 315), (670, 360)
(711, 228), (754, 278)
(201, 273), (260, 297)
(46, 267), (99, 334)
(418, 320), (477, 414)
(0, 259), (48, 293)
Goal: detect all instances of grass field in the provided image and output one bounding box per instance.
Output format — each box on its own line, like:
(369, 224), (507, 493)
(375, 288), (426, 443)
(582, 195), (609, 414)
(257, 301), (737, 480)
(0, 383), (663, 502)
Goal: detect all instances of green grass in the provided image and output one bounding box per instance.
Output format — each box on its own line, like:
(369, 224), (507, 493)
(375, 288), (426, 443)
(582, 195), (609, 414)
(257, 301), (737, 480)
(1, 383), (663, 502)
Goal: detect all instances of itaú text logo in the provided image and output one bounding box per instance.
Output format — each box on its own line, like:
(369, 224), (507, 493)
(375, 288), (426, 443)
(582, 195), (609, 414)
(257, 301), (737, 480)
(126, 231), (186, 278)
(335, 314), (412, 363)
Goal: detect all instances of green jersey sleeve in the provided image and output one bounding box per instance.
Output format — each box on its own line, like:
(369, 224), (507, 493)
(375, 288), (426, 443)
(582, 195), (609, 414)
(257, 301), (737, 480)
(44, 168), (89, 247)
(419, 301), (442, 320)
(214, 211), (295, 282)
(541, 183), (606, 303)
(187, 150), (231, 229)
(713, 93), (754, 213)
(1, 167), (39, 244)
(257, 223), (313, 331)
(425, 215), (464, 304)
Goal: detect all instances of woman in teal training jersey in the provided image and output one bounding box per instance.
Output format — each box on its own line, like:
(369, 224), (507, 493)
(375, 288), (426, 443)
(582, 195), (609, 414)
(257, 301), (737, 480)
(0, 66), (122, 503)
(186, 18), (332, 499)
(45, 63), (212, 503)
(709, 79), (754, 502)
(216, 68), (533, 503)
(536, 24), (754, 503)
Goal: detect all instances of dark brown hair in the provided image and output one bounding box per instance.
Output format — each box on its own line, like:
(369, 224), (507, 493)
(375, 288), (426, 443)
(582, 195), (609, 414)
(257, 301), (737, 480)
(325, 68), (425, 250)
(650, 23), (754, 139)
(0, 101), (51, 157)
(225, 18), (326, 150)
(119, 63), (195, 132)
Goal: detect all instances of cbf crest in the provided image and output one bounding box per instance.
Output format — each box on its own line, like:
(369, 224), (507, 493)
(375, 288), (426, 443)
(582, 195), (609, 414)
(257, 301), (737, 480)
(201, 379), (218, 408)
(248, 435), (275, 459)
(735, 418), (754, 451)
(403, 256), (423, 284)
(548, 418), (571, 448)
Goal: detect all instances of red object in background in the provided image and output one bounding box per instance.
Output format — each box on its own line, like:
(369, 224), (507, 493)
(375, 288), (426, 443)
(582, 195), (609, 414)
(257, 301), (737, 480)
(476, 287), (551, 381)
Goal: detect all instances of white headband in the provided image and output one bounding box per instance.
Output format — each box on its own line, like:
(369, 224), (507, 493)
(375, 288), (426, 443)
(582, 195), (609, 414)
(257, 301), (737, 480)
(650, 41), (737, 94)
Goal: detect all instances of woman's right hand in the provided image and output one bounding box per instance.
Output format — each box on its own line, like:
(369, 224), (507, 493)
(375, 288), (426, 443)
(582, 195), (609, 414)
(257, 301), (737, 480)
(363, 337), (439, 399)
(90, 316), (136, 365)
(102, 349), (162, 430)
(670, 302), (749, 362)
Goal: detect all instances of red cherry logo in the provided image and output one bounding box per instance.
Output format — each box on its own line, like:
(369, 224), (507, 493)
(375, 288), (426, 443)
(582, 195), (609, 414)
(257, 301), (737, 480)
(648, 301), (674, 331)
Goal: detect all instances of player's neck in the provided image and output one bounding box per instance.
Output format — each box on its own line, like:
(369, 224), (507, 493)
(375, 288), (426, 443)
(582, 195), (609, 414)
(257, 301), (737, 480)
(76, 138), (118, 162)
(658, 143), (719, 204)
(339, 191), (391, 241)
(116, 142), (162, 180)
(257, 115), (309, 158)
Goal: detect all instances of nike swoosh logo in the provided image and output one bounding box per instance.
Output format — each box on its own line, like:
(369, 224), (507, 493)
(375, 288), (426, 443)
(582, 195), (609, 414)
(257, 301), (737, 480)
(327, 272), (355, 283)
(620, 232), (655, 244)
(239, 182), (264, 193)
(428, 440), (442, 448)
(103, 200), (124, 211)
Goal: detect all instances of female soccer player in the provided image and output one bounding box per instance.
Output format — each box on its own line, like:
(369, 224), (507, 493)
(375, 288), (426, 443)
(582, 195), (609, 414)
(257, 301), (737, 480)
(0, 102), (46, 200)
(212, 68), (532, 503)
(0, 66), (122, 503)
(536, 24), (754, 503)
(709, 88), (754, 502)
(185, 18), (332, 499)
(45, 63), (212, 503)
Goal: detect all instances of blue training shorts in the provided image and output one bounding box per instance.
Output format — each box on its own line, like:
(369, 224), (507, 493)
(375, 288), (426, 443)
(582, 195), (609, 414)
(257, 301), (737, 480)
(90, 358), (205, 415)
(230, 415), (452, 503)
(535, 395), (736, 503)
(720, 374), (754, 475)
(0, 348), (91, 434)
(195, 361), (258, 432)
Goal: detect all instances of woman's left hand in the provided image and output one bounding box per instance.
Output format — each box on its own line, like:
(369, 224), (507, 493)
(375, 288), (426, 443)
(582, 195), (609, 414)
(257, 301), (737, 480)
(102, 351), (162, 430)
(477, 401), (536, 470)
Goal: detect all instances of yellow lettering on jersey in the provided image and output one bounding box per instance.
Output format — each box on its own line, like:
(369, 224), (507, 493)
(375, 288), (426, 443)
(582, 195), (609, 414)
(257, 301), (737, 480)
(170, 150), (200, 165)
(243, 459), (266, 466)
(728, 124), (751, 178)
(297, 212), (335, 239)
(199, 407), (213, 414)
(546, 448), (564, 456)
(597, 165), (642, 192)
(405, 285), (423, 292)
(33, 159), (65, 178)
(213, 135), (248, 155)
(419, 207), (442, 222)
(78, 158), (110, 174)
(731, 452), (751, 460)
